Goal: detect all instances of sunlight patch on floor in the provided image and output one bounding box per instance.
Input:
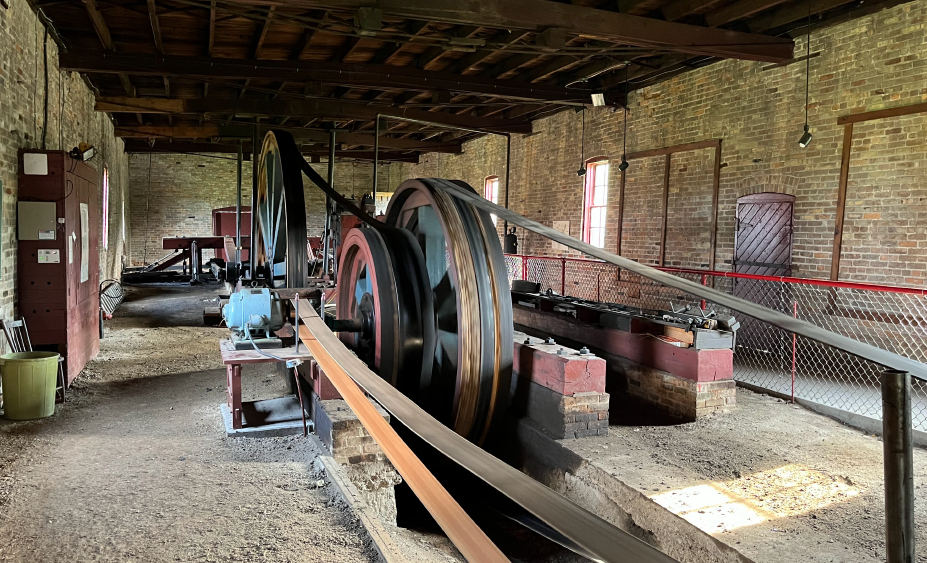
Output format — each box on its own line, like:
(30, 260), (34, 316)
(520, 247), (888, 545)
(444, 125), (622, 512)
(650, 464), (861, 534)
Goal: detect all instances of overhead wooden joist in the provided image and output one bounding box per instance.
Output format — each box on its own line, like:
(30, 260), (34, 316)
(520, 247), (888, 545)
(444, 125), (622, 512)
(59, 52), (593, 106)
(121, 139), (422, 162)
(95, 97), (534, 134)
(113, 125), (464, 152)
(264, 0), (794, 62)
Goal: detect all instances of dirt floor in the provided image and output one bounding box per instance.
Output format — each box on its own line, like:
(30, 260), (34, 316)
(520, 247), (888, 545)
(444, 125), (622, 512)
(566, 389), (927, 563)
(0, 284), (379, 563)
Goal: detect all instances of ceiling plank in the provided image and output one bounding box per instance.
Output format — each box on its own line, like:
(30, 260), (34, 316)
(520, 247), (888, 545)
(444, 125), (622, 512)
(370, 20), (430, 65)
(414, 25), (481, 70)
(331, 36), (362, 62)
(250, 6), (275, 58)
(61, 52), (591, 104)
(705, 0), (790, 27)
(95, 96), (534, 133)
(448, 30), (532, 74)
(207, 0), (216, 56)
(661, 0), (726, 21)
(748, 0), (853, 32)
(267, 0), (793, 62)
(292, 11), (326, 60)
(146, 0), (163, 53)
(82, 0), (136, 97)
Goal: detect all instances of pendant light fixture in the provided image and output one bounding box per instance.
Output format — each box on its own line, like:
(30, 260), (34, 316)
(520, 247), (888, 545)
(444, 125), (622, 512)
(798, 0), (813, 148)
(577, 107), (587, 176)
(618, 64), (630, 172)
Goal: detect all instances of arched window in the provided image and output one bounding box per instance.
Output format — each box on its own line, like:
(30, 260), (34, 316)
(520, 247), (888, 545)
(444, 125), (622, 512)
(582, 159), (609, 248)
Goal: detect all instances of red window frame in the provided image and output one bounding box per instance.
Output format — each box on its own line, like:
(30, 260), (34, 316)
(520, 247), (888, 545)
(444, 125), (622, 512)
(582, 159), (609, 248)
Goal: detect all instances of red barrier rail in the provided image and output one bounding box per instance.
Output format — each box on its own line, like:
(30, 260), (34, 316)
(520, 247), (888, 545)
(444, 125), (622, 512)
(510, 254), (927, 296)
(504, 253), (927, 431)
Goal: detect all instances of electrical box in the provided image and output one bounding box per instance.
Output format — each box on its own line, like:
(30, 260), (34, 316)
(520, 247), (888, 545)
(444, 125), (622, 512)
(18, 201), (58, 241)
(37, 249), (60, 264)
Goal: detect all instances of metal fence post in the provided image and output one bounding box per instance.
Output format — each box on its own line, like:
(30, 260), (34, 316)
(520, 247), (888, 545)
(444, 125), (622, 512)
(881, 368), (915, 563)
(792, 301), (797, 404)
(522, 257), (528, 282)
(560, 257), (566, 295)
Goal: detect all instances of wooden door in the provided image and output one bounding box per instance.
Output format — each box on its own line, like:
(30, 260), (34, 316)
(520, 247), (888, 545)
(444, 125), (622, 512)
(733, 193), (794, 277)
(732, 193), (795, 355)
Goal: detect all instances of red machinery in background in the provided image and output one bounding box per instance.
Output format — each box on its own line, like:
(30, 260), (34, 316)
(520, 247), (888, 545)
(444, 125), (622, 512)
(17, 150), (100, 385)
(212, 206), (251, 263)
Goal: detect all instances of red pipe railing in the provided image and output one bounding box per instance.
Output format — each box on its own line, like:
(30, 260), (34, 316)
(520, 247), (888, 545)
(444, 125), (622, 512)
(507, 254), (927, 296)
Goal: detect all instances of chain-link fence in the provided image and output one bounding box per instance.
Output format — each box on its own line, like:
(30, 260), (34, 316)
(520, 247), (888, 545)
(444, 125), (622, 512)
(505, 254), (927, 431)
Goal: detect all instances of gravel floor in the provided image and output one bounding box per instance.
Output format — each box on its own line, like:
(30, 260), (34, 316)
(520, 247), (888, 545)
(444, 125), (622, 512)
(0, 284), (379, 563)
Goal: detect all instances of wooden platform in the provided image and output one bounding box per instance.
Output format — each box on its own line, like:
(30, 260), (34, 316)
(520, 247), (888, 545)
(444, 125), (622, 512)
(219, 338), (313, 429)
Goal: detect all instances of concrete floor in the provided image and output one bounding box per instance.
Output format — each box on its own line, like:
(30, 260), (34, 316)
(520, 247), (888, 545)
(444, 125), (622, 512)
(0, 284), (378, 563)
(560, 389), (927, 563)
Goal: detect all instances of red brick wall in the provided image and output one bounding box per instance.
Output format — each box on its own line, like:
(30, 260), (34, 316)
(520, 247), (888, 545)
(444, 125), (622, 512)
(394, 0), (927, 287)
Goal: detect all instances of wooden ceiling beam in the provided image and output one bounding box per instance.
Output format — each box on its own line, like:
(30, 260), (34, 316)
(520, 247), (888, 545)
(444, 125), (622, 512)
(207, 0), (216, 56)
(293, 10), (326, 60)
(250, 6), (275, 58)
(414, 25), (481, 70)
(705, 0), (790, 27)
(146, 0), (163, 52)
(267, 0), (793, 62)
(447, 30), (532, 74)
(113, 125), (464, 152)
(95, 96), (534, 133)
(370, 20), (430, 65)
(61, 52), (591, 104)
(123, 139), (421, 161)
(748, 0), (853, 32)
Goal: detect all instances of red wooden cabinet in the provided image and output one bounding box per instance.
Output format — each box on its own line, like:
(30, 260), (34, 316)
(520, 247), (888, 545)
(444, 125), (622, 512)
(17, 150), (100, 385)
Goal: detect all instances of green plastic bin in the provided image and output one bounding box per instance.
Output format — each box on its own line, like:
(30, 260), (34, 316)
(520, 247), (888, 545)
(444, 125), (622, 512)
(0, 352), (59, 420)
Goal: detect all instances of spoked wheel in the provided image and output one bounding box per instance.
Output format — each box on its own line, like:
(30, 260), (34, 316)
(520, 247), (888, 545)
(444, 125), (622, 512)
(387, 179), (512, 445)
(253, 131), (308, 288)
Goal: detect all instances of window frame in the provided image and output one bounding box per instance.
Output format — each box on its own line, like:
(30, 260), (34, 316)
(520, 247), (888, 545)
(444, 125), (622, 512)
(581, 158), (609, 248)
(102, 167), (110, 250)
(484, 175), (500, 226)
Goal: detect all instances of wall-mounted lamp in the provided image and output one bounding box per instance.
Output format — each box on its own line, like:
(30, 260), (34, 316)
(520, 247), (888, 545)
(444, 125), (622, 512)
(798, 0), (813, 148)
(591, 93), (605, 107)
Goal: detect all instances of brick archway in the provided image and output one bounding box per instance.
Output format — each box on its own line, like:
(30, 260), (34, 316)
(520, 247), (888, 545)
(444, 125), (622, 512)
(733, 173), (800, 198)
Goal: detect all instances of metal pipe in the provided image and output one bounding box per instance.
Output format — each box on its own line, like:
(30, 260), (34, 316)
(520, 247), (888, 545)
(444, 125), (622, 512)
(882, 368), (915, 563)
(236, 141), (243, 268)
(504, 133), (511, 236)
(322, 129), (336, 277)
(373, 116), (381, 200)
(250, 123), (259, 279)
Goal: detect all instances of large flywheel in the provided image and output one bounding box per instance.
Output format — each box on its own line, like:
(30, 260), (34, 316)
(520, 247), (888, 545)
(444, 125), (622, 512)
(336, 179), (512, 445)
(254, 131), (308, 288)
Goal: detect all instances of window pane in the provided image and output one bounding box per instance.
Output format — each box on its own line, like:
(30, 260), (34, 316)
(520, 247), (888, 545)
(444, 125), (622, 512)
(592, 206), (606, 228)
(594, 164), (609, 187)
(590, 227), (604, 248)
(593, 185), (607, 206)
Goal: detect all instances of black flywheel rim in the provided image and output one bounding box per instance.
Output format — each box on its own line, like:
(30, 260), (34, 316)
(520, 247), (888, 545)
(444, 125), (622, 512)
(254, 131), (308, 288)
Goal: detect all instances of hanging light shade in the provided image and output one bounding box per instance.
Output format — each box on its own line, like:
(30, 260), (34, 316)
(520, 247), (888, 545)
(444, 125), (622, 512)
(577, 107), (587, 176)
(619, 64), (631, 172)
(798, 2), (813, 148)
